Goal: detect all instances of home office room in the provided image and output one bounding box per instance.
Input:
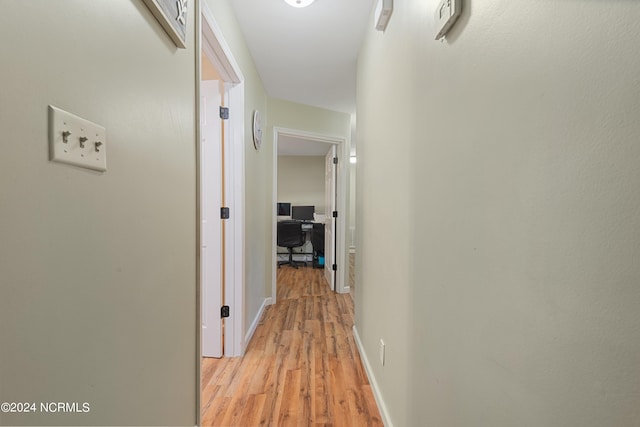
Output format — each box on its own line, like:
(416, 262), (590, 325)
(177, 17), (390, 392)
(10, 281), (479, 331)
(266, 95), (353, 301)
(275, 134), (336, 291)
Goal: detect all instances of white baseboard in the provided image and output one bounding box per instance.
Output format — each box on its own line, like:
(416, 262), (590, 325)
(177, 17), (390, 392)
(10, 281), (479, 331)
(352, 325), (393, 427)
(245, 297), (271, 346)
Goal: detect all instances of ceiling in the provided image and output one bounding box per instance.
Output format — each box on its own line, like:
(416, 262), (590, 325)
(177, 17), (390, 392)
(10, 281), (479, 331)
(230, 0), (374, 116)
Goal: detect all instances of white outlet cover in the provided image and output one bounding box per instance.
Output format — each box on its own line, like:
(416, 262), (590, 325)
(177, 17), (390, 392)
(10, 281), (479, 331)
(48, 105), (107, 172)
(379, 339), (385, 366)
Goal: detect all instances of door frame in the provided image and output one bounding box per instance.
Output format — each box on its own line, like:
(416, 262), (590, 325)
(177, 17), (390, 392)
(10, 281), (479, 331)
(200, 0), (245, 357)
(271, 127), (350, 302)
(197, 3), (246, 422)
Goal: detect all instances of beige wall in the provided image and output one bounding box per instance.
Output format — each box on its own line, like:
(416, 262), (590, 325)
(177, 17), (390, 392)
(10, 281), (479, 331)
(267, 97), (351, 139)
(203, 0), (270, 331)
(277, 156), (325, 215)
(0, 1), (196, 425)
(356, 1), (640, 426)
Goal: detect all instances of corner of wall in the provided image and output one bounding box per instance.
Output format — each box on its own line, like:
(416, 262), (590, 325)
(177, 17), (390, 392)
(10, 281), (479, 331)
(352, 325), (394, 427)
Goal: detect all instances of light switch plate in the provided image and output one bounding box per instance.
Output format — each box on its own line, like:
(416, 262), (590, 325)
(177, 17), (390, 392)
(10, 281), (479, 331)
(374, 0), (393, 31)
(435, 0), (462, 40)
(48, 105), (107, 172)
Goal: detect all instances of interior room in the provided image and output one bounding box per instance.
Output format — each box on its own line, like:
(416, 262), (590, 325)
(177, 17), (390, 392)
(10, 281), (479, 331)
(276, 135), (331, 266)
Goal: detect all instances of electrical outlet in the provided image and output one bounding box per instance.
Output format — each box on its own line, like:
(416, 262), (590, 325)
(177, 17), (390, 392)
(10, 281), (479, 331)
(379, 339), (385, 366)
(48, 105), (107, 172)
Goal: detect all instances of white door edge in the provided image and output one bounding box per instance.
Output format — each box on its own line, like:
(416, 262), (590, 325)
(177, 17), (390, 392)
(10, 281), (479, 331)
(200, 80), (223, 358)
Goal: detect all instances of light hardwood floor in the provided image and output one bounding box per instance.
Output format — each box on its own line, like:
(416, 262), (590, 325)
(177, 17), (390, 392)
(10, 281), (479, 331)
(201, 266), (382, 426)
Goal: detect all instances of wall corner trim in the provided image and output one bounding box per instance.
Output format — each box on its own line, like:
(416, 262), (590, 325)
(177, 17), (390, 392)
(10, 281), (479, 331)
(245, 297), (271, 346)
(352, 325), (394, 427)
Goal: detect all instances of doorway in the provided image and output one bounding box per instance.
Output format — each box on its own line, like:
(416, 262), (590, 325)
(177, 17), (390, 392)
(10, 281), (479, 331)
(197, 3), (246, 423)
(271, 128), (350, 301)
(197, 4), (246, 421)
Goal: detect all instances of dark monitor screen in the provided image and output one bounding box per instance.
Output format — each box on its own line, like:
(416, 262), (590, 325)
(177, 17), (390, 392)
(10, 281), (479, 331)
(277, 202), (291, 216)
(291, 205), (315, 221)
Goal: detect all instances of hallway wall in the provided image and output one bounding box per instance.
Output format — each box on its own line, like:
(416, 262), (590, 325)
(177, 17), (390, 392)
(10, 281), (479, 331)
(0, 1), (197, 425)
(267, 97), (351, 139)
(277, 156), (326, 215)
(356, 1), (640, 426)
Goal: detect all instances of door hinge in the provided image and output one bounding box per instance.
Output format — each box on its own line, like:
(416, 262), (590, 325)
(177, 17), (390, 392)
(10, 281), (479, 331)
(332, 211), (338, 218)
(332, 264), (337, 271)
(219, 106), (229, 120)
(221, 305), (230, 318)
(333, 157), (338, 164)
(220, 207), (230, 219)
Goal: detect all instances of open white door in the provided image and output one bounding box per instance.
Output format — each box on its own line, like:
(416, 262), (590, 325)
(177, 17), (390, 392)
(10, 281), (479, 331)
(201, 80), (223, 358)
(324, 146), (337, 291)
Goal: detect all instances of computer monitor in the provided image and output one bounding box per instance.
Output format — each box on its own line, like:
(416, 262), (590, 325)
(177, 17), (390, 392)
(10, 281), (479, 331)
(291, 205), (315, 221)
(277, 202), (291, 216)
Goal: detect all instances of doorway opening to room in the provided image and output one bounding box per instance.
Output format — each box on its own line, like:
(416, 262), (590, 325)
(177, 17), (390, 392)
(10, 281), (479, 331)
(197, 3), (245, 424)
(272, 128), (350, 302)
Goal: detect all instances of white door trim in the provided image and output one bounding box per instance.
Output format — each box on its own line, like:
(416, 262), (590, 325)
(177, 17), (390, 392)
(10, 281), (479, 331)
(201, 5), (242, 84)
(272, 127), (350, 303)
(197, 0), (246, 379)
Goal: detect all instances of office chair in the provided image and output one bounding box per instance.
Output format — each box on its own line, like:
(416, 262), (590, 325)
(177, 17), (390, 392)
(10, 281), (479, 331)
(311, 222), (325, 269)
(277, 221), (306, 268)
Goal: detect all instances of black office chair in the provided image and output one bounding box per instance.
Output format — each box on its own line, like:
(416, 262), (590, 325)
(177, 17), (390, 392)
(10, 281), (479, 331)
(311, 222), (325, 269)
(277, 221), (306, 268)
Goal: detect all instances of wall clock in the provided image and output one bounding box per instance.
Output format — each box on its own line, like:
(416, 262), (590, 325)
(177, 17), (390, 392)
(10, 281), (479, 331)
(252, 110), (263, 150)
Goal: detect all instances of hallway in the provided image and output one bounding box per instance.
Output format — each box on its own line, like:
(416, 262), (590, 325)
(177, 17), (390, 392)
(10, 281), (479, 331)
(201, 266), (382, 426)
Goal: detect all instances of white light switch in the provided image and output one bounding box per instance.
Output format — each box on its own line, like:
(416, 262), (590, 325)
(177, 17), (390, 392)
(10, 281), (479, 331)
(48, 105), (107, 172)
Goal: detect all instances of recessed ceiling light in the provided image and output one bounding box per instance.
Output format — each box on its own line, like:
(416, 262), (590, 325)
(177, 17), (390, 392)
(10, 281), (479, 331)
(284, 0), (315, 8)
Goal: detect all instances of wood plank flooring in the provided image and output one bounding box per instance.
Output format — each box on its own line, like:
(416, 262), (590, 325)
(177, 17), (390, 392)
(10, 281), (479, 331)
(201, 266), (382, 426)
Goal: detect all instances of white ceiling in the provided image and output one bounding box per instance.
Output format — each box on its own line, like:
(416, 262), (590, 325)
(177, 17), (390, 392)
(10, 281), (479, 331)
(230, 0), (374, 115)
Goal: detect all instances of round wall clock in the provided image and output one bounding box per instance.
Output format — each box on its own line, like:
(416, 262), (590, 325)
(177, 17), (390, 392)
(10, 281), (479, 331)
(252, 110), (263, 150)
